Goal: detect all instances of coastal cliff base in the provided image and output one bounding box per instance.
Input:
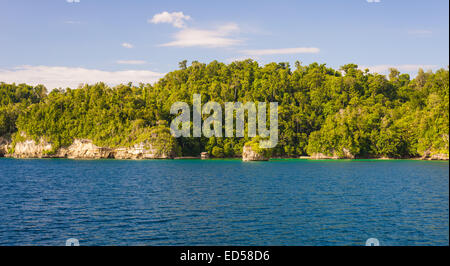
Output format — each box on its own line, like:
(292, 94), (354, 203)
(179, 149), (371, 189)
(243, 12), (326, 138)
(2, 137), (448, 161)
(0, 137), (10, 157)
(9, 138), (176, 159)
(242, 145), (269, 161)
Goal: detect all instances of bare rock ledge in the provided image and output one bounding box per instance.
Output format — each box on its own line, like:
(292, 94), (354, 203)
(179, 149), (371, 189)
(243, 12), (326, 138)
(10, 138), (175, 159)
(242, 145), (269, 161)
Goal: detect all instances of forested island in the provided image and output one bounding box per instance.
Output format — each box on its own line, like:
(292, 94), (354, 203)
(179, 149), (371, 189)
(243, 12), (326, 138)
(0, 60), (448, 160)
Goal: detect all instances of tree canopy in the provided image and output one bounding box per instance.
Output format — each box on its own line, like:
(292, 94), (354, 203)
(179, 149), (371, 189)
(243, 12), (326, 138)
(0, 60), (448, 158)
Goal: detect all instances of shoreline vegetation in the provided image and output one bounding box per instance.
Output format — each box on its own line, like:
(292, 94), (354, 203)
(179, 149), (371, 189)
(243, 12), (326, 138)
(0, 156), (448, 161)
(0, 60), (448, 161)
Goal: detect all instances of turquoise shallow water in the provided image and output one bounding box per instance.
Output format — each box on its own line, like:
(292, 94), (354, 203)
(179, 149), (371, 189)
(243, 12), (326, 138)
(0, 158), (448, 246)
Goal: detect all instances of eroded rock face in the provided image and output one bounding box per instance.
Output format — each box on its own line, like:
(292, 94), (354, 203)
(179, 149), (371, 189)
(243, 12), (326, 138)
(242, 145), (269, 161)
(311, 148), (355, 159)
(13, 138), (53, 158)
(341, 148), (355, 159)
(114, 143), (175, 159)
(58, 139), (113, 159)
(421, 149), (449, 161)
(429, 153), (449, 160)
(10, 137), (178, 159)
(310, 153), (339, 159)
(0, 137), (11, 157)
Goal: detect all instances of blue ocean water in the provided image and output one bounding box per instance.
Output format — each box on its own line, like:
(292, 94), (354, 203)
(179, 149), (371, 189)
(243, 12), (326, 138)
(0, 158), (448, 246)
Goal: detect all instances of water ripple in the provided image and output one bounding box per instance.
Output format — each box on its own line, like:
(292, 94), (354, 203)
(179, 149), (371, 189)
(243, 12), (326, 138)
(0, 158), (448, 246)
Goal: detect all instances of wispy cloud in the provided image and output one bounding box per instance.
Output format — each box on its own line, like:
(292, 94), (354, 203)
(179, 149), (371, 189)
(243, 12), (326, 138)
(0, 65), (164, 90)
(226, 56), (260, 63)
(116, 60), (147, 65)
(408, 29), (433, 37)
(241, 47), (320, 56)
(149, 11), (191, 28)
(160, 23), (241, 48)
(64, 20), (82, 24)
(366, 0), (380, 3)
(121, 42), (134, 49)
(66, 0), (80, 3)
(360, 64), (438, 74)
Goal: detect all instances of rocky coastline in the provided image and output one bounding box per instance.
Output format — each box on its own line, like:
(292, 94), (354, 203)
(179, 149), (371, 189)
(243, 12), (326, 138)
(0, 138), (177, 160)
(242, 145), (269, 161)
(0, 137), (448, 161)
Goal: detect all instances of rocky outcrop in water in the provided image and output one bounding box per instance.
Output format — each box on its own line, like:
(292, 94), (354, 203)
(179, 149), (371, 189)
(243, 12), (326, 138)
(242, 145), (269, 161)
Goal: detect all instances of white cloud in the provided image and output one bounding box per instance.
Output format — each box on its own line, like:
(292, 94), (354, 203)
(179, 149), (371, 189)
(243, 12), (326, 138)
(151, 12), (241, 48)
(64, 20), (82, 24)
(160, 23), (241, 48)
(408, 29), (433, 37)
(149, 11), (191, 28)
(0, 65), (164, 90)
(360, 64), (438, 74)
(66, 0), (80, 3)
(241, 47), (320, 56)
(366, 0), (380, 3)
(226, 56), (260, 63)
(116, 60), (147, 65)
(121, 42), (134, 49)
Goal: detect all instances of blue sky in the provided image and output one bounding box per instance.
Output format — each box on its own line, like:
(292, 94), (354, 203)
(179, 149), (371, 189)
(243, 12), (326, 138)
(0, 0), (448, 89)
